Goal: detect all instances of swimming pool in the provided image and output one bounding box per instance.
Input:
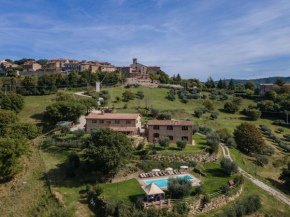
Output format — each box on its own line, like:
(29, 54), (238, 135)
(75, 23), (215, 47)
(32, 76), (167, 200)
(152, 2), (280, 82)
(144, 175), (193, 188)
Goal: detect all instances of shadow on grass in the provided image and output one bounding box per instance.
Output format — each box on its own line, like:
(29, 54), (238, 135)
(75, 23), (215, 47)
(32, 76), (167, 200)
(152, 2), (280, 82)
(265, 178), (290, 195)
(205, 168), (229, 178)
(30, 113), (43, 121)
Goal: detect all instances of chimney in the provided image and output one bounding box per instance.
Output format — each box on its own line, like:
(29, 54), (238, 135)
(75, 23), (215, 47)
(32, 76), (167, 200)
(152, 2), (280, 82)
(133, 58), (137, 64)
(101, 110), (104, 115)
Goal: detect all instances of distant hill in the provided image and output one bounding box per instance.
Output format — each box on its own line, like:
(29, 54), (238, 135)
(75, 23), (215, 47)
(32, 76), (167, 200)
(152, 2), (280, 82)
(216, 77), (290, 87)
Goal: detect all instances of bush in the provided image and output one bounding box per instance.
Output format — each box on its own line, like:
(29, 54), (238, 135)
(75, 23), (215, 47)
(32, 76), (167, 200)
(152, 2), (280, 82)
(220, 157), (238, 176)
(203, 100), (215, 111)
(206, 132), (220, 153)
(192, 125), (199, 134)
(176, 139), (187, 150)
(159, 137), (170, 149)
(194, 109), (203, 118)
(201, 94), (207, 99)
(274, 119), (286, 126)
(210, 112), (219, 120)
(245, 109), (261, 121)
(262, 145), (275, 156)
(137, 142), (145, 150)
(278, 128), (284, 133)
(224, 102), (239, 113)
(195, 185), (205, 195)
(226, 137), (237, 148)
(93, 184), (104, 196)
(199, 126), (212, 134)
(255, 154), (268, 167)
(135, 199), (144, 210)
(167, 93), (175, 101)
(181, 96), (188, 104)
(173, 201), (190, 215)
(188, 161), (197, 167)
(135, 91), (144, 99)
(234, 174), (244, 185)
(151, 108), (159, 117)
(168, 177), (192, 198)
(158, 112), (171, 120)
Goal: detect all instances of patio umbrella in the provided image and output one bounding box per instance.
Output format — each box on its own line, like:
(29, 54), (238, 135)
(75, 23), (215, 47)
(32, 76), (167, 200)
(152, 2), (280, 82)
(180, 166), (188, 169)
(165, 167), (173, 171)
(152, 169), (161, 172)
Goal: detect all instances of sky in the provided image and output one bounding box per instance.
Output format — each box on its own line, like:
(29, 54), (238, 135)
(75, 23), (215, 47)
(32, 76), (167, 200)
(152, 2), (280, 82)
(1, 0), (290, 81)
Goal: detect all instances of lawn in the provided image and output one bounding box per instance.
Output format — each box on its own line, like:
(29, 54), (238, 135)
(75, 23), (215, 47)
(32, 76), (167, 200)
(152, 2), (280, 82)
(18, 94), (56, 123)
(100, 179), (143, 204)
(146, 134), (210, 154)
(195, 162), (236, 194)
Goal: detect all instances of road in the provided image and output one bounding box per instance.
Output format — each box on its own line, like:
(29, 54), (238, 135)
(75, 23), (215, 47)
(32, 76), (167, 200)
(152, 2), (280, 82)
(220, 143), (290, 206)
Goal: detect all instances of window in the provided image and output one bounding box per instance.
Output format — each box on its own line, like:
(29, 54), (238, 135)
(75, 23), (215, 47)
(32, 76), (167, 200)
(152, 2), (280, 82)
(168, 135), (173, 140)
(115, 120), (120, 124)
(100, 120), (104, 123)
(126, 120), (131, 124)
(153, 125), (159, 130)
(153, 133), (159, 138)
(167, 126), (173, 130)
(92, 120), (97, 123)
(182, 136), (188, 141)
(182, 126), (188, 131)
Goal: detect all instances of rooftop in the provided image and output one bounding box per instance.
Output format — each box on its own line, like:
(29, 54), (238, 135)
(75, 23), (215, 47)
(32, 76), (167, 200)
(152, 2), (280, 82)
(86, 113), (140, 120)
(147, 120), (194, 126)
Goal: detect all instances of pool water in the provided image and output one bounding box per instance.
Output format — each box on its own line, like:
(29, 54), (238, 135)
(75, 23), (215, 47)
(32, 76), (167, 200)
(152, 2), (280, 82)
(144, 175), (193, 188)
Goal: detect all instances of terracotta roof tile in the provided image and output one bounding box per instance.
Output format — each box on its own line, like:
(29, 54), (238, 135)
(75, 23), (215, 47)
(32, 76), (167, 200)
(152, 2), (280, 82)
(86, 113), (140, 120)
(147, 120), (194, 126)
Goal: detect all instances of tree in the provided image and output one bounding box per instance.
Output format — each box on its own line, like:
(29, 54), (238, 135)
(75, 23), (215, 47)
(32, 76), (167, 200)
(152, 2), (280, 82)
(265, 90), (277, 101)
(228, 79), (236, 90)
(176, 139), (187, 150)
(245, 109), (261, 121)
(159, 137), (170, 150)
(224, 102), (239, 113)
(217, 79), (223, 89)
(0, 137), (29, 180)
(151, 108), (159, 117)
(0, 93), (24, 113)
(135, 91), (144, 99)
(234, 122), (265, 154)
(206, 132), (220, 153)
(222, 79), (227, 89)
(1, 123), (41, 139)
(210, 111), (219, 120)
(122, 91), (135, 102)
(0, 110), (18, 130)
(205, 77), (215, 88)
(176, 73), (181, 82)
(168, 177), (192, 198)
(233, 97), (243, 106)
(36, 59), (48, 66)
(80, 98), (98, 114)
(203, 100), (215, 111)
(44, 101), (86, 124)
(276, 78), (285, 86)
(245, 81), (256, 91)
(245, 89), (254, 96)
(220, 157), (238, 175)
(83, 128), (133, 174)
(279, 162), (290, 186)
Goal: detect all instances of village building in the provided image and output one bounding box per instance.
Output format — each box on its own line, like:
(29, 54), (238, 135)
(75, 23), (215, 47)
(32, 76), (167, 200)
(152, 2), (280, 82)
(260, 83), (290, 93)
(44, 58), (69, 71)
(85, 112), (141, 135)
(147, 120), (194, 145)
(23, 61), (42, 71)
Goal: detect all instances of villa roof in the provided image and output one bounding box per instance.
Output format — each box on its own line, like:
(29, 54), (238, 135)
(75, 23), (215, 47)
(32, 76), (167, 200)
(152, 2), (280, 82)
(86, 113), (140, 120)
(142, 183), (164, 195)
(109, 127), (136, 132)
(147, 120), (194, 126)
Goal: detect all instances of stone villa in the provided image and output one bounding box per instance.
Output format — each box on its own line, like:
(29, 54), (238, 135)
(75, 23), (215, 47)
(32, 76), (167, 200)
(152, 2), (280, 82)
(260, 83), (290, 93)
(85, 112), (141, 135)
(146, 120), (194, 145)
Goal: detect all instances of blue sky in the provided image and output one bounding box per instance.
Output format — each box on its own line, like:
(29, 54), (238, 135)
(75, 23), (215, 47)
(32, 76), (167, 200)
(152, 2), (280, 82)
(1, 0), (290, 80)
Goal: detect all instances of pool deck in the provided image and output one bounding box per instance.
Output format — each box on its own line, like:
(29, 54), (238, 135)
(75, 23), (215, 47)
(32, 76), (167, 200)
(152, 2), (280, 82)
(138, 173), (201, 189)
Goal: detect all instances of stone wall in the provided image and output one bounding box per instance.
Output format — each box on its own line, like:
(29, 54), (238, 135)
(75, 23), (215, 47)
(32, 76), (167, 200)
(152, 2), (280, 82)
(147, 152), (217, 163)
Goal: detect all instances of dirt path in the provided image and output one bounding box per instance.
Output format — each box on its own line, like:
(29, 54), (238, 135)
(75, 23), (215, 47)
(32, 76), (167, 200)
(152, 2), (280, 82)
(220, 143), (290, 206)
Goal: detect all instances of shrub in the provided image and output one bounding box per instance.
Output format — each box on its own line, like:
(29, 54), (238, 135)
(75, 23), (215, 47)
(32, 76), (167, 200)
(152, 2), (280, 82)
(151, 108), (159, 117)
(278, 128), (284, 133)
(123, 104), (128, 109)
(135, 199), (144, 210)
(283, 134), (290, 141)
(122, 90), (135, 102)
(173, 201), (190, 215)
(159, 137), (170, 149)
(194, 109), (203, 118)
(226, 137), (237, 148)
(167, 93), (175, 101)
(273, 119), (286, 126)
(245, 109), (261, 121)
(210, 112), (219, 120)
(72, 129), (85, 137)
(220, 157), (238, 176)
(192, 125), (199, 133)
(137, 142), (145, 150)
(168, 177), (192, 198)
(93, 184), (104, 196)
(199, 126), (212, 134)
(255, 154), (269, 167)
(206, 132), (220, 153)
(176, 139), (187, 150)
(158, 112), (171, 120)
(195, 185), (205, 195)
(188, 161), (197, 167)
(135, 91), (144, 99)
(201, 94), (207, 99)
(224, 102), (239, 113)
(234, 174), (245, 185)
(262, 145), (275, 156)
(216, 128), (231, 140)
(181, 96), (188, 104)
